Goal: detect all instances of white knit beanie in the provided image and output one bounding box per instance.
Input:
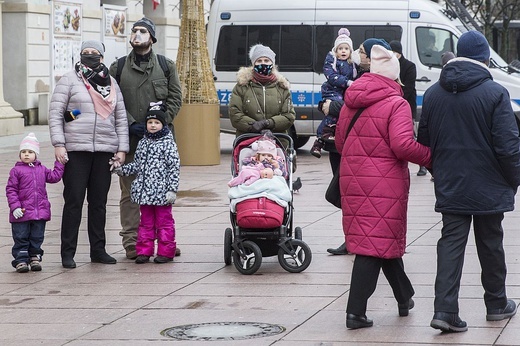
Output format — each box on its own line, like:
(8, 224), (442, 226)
(370, 45), (400, 81)
(332, 28), (353, 53)
(249, 44), (276, 65)
(20, 132), (40, 156)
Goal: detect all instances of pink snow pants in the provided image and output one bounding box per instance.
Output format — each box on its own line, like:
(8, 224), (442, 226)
(136, 205), (176, 258)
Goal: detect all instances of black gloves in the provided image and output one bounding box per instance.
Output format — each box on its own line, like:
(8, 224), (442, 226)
(250, 119), (271, 133)
(129, 122), (145, 138)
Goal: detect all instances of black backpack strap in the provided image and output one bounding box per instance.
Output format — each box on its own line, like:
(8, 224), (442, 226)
(157, 54), (170, 79)
(116, 54), (169, 84)
(115, 56), (126, 84)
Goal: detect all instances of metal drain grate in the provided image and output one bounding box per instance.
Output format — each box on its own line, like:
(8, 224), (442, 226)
(161, 322), (285, 341)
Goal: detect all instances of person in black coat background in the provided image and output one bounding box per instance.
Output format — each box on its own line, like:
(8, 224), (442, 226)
(389, 40), (427, 177)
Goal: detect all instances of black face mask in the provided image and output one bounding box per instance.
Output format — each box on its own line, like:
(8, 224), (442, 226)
(254, 64), (273, 76)
(81, 54), (102, 70)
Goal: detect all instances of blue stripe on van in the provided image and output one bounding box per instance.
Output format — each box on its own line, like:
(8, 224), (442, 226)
(219, 89), (520, 108)
(218, 89), (315, 106)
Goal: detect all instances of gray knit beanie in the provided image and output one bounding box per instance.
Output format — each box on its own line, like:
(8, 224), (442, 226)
(80, 40), (105, 57)
(249, 44), (276, 65)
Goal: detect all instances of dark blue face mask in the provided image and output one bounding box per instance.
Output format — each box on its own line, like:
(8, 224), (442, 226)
(254, 64), (273, 76)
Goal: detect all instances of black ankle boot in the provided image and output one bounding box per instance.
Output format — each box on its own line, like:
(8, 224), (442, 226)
(346, 313), (373, 329)
(327, 242), (348, 255)
(398, 298), (415, 316)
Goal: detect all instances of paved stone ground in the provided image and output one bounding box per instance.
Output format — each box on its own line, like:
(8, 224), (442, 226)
(0, 126), (518, 345)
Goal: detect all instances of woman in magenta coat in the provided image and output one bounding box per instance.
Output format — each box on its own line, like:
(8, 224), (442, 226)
(335, 45), (431, 329)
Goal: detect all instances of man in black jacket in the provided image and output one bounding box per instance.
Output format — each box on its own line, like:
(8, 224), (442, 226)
(389, 40), (427, 177)
(418, 30), (520, 333)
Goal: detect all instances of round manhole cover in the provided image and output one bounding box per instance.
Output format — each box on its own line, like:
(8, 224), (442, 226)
(161, 322), (286, 341)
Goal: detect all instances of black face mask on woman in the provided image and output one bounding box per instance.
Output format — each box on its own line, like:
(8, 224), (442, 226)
(80, 54), (102, 70)
(254, 64), (273, 76)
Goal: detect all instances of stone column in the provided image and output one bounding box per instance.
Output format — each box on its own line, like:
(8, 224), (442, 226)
(0, 1), (24, 136)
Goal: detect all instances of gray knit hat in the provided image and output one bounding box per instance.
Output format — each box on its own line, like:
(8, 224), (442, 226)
(249, 44), (276, 65)
(133, 17), (157, 43)
(80, 40), (105, 57)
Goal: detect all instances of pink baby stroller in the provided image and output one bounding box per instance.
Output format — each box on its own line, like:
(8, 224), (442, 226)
(224, 132), (312, 275)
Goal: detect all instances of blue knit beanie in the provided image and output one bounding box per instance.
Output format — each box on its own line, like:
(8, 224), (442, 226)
(362, 38), (391, 58)
(457, 30), (490, 62)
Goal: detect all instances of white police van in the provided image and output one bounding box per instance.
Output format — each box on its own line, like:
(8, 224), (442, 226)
(207, 0), (520, 148)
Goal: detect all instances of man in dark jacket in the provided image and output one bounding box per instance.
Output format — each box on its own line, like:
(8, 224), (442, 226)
(389, 40), (427, 177)
(109, 17), (182, 260)
(418, 30), (520, 333)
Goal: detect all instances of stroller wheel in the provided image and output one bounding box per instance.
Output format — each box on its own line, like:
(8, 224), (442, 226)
(224, 228), (233, 265)
(232, 240), (262, 275)
(278, 239), (312, 273)
(294, 227), (303, 240)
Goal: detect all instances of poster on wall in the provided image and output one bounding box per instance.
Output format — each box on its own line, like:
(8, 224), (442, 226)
(54, 2), (81, 35)
(52, 1), (82, 83)
(105, 9), (126, 37)
(53, 38), (81, 77)
(103, 5), (129, 66)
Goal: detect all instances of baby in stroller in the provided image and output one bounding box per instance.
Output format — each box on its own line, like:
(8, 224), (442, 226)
(228, 138), (286, 187)
(227, 134), (291, 209)
(225, 132), (312, 275)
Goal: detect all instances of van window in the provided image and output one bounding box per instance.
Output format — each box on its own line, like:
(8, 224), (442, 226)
(215, 25), (313, 71)
(215, 25), (402, 73)
(416, 27), (458, 68)
(314, 25), (402, 73)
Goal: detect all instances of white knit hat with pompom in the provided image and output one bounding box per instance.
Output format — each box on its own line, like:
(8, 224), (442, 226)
(333, 28), (353, 52)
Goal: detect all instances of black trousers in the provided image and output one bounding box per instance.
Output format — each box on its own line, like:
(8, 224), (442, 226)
(434, 213), (507, 313)
(61, 151), (113, 259)
(347, 255), (414, 316)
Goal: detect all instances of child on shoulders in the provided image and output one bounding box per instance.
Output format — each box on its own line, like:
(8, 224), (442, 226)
(311, 28), (357, 158)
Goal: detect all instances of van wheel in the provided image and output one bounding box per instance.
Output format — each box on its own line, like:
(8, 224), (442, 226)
(293, 135), (310, 149)
(289, 130), (310, 149)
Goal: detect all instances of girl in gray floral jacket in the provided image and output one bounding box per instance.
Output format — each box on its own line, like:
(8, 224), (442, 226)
(114, 102), (180, 264)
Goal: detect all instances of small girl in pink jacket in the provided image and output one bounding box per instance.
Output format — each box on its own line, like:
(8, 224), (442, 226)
(5, 133), (65, 273)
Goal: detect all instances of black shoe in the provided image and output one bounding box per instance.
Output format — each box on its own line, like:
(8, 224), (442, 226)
(62, 258), (76, 269)
(154, 256), (173, 263)
(346, 313), (373, 329)
(417, 166), (428, 176)
(135, 255), (150, 264)
(175, 247), (181, 257)
(486, 299), (518, 321)
(398, 298), (415, 317)
(430, 312), (468, 332)
(327, 242), (349, 255)
(91, 253), (117, 264)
